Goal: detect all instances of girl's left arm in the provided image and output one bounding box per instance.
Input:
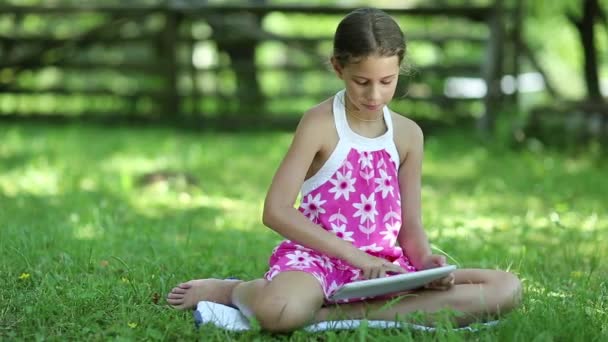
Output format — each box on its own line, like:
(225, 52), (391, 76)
(395, 120), (433, 270)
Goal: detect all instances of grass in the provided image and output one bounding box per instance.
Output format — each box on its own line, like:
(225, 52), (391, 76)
(1, 122), (607, 341)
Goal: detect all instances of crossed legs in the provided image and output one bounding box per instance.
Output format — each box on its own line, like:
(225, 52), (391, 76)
(167, 269), (522, 333)
(315, 269), (522, 327)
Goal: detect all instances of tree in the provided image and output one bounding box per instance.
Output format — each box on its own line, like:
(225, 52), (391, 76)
(567, 0), (606, 104)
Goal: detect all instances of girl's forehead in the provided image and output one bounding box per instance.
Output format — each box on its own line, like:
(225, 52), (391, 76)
(344, 55), (400, 77)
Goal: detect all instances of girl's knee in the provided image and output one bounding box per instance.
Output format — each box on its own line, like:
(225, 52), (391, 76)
(491, 271), (522, 311)
(254, 296), (307, 332)
(252, 295), (316, 333)
(502, 271), (523, 306)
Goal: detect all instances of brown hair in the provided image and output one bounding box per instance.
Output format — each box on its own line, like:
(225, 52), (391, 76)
(332, 8), (406, 68)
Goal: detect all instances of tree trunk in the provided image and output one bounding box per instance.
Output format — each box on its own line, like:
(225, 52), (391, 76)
(568, 0), (603, 103)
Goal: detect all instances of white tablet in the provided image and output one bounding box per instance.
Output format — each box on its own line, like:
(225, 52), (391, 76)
(329, 265), (457, 301)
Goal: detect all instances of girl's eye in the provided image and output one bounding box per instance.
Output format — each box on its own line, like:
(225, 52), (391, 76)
(354, 80), (393, 85)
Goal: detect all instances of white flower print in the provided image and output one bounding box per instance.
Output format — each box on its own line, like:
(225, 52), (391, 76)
(341, 160), (354, 171)
(267, 265), (281, 280)
(320, 255), (334, 272)
(358, 223), (377, 237)
(383, 210), (400, 223)
(374, 169), (394, 199)
(380, 221), (400, 245)
(359, 169), (375, 183)
(328, 170), (356, 200)
(302, 193), (326, 221)
(353, 193), (378, 224)
(358, 151), (374, 169)
(327, 280), (341, 296)
(329, 209), (348, 225)
(377, 158), (386, 169)
(360, 243), (384, 253)
(330, 222), (355, 242)
(285, 250), (314, 269)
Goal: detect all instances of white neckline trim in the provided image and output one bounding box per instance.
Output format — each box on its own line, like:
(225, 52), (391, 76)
(335, 89), (393, 146)
(301, 90), (401, 196)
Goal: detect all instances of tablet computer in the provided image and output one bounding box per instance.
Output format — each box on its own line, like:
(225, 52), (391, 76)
(329, 265), (457, 301)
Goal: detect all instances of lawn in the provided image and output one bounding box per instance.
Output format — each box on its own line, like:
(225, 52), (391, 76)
(1, 122), (606, 341)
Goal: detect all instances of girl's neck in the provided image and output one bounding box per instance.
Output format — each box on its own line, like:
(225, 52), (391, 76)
(343, 96), (387, 139)
(344, 98), (383, 123)
(346, 110), (383, 122)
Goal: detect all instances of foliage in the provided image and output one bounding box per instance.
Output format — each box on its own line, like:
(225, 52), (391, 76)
(522, 0), (608, 100)
(1, 122), (607, 340)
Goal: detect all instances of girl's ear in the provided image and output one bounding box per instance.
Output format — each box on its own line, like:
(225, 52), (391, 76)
(330, 57), (344, 79)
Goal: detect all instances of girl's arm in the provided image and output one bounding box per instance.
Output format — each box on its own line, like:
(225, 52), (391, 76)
(262, 107), (364, 262)
(395, 119), (433, 270)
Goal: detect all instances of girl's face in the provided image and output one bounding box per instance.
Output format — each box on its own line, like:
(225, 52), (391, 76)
(332, 54), (400, 114)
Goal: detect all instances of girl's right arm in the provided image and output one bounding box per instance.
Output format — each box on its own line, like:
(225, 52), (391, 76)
(262, 107), (405, 279)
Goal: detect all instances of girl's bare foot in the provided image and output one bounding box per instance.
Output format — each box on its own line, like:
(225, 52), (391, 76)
(166, 278), (242, 310)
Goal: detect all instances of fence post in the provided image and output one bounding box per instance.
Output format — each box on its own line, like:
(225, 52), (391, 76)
(478, 0), (505, 136)
(161, 9), (180, 118)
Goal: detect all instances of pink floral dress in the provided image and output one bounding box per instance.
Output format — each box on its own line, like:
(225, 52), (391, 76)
(264, 89), (417, 303)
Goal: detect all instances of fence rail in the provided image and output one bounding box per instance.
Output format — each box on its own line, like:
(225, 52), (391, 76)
(0, 1), (517, 131)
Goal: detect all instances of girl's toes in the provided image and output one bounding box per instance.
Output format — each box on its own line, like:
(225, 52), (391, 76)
(167, 298), (184, 305)
(167, 293), (184, 299)
(171, 287), (187, 294)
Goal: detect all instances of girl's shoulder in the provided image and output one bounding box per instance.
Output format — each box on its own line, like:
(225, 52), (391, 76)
(297, 97), (336, 134)
(390, 110), (424, 165)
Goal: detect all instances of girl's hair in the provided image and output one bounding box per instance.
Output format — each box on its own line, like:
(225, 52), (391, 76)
(332, 8), (406, 67)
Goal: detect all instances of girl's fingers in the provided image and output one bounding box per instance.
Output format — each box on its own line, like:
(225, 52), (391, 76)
(384, 262), (407, 274)
(435, 255), (446, 266)
(425, 275), (454, 290)
(374, 268), (382, 279)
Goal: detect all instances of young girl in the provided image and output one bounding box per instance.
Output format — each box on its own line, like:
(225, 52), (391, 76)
(167, 7), (521, 333)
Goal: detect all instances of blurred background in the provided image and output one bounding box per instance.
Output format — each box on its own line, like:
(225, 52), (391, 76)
(0, 0), (606, 145)
(2, 2), (607, 340)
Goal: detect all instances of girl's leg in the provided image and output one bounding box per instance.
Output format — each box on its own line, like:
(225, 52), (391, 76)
(167, 271), (326, 333)
(315, 269), (522, 327)
(231, 271), (325, 333)
(167, 278), (243, 310)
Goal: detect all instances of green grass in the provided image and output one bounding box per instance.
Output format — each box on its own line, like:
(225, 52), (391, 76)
(1, 122), (607, 341)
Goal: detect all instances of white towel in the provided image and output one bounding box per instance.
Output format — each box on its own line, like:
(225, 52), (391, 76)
(194, 301), (499, 332)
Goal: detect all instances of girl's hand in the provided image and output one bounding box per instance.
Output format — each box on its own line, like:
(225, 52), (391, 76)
(347, 250), (408, 279)
(421, 254), (455, 291)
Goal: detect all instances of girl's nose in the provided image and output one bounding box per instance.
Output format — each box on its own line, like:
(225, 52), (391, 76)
(366, 84), (381, 103)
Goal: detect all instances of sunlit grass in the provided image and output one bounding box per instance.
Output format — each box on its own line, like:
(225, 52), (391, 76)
(1, 122), (607, 340)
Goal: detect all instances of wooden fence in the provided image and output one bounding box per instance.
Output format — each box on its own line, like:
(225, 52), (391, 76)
(0, 2), (519, 131)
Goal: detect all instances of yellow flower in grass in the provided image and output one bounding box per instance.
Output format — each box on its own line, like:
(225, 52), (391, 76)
(570, 271), (583, 278)
(19, 273), (30, 280)
(128, 322), (137, 329)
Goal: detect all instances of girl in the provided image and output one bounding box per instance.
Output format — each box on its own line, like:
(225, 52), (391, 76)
(167, 7), (521, 333)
